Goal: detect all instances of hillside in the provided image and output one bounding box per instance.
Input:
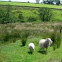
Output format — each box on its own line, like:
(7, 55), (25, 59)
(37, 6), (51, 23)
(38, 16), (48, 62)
(0, 1), (62, 9)
(0, 39), (62, 62)
(0, 4), (62, 22)
(0, 22), (62, 62)
(0, 1), (62, 61)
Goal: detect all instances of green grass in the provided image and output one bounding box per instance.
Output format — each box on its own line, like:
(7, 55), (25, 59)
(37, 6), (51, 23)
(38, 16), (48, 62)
(52, 10), (62, 21)
(0, 2), (62, 62)
(13, 9), (62, 22)
(10, 8), (62, 22)
(0, 37), (62, 62)
(0, 22), (62, 62)
(0, 1), (62, 9)
(0, 2), (62, 22)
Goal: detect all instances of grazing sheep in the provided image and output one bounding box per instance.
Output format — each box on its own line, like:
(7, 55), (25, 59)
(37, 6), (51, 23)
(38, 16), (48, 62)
(28, 43), (35, 53)
(39, 38), (53, 52)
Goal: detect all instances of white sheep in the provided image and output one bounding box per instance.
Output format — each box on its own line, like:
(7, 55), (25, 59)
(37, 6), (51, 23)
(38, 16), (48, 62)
(39, 38), (53, 51)
(28, 43), (35, 53)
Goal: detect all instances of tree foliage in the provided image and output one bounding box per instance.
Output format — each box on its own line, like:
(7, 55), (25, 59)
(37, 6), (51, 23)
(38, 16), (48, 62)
(36, 0), (40, 3)
(39, 7), (53, 21)
(0, 5), (12, 24)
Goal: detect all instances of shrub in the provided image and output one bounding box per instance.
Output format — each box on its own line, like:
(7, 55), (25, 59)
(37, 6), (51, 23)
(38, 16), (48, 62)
(28, 16), (37, 22)
(0, 30), (9, 42)
(18, 13), (24, 23)
(0, 27), (20, 43)
(38, 7), (53, 21)
(0, 5), (12, 24)
(36, 0), (40, 3)
(20, 30), (29, 46)
(0, 9), (6, 24)
(9, 29), (20, 43)
(51, 26), (61, 50)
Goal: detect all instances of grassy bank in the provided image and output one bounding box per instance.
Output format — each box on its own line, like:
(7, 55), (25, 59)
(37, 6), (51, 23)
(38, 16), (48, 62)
(0, 5), (62, 22)
(0, 1), (62, 62)
(0, 22), (62, 62)
(0, 1), (62, 9)
(0, 38), (62, 62)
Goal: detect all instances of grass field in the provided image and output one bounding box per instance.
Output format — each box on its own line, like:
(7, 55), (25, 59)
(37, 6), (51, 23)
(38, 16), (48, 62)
(0, 4), (62, 22)
(0, 1), (62, 9)
(0, 22), (62, 62)
(0, 1), (62, 62)
(0, 38), (62, 62)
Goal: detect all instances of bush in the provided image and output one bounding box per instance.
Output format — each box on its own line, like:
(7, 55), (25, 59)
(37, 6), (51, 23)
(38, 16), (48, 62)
(28, 16), (37, 22)
(38, 7), (53, 22)
(0, 30), (9, 42)
(0, 27), (20, 43)
(0, 5), (12, 24)
(0, 9), (6, 24)
(9, 29), (20, 43)
(36, 0), (40, 3)
(18, 13), (24, 23)
(20, 30), (29, 46)
(51, 26), (61, 50)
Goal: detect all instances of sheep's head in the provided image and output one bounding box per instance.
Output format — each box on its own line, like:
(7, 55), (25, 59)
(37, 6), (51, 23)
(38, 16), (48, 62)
(46, 38), (53, 46)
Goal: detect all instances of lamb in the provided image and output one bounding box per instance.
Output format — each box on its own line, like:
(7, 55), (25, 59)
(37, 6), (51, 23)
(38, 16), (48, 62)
(39, 38), (53, 51)
(28, 43), (35, 53)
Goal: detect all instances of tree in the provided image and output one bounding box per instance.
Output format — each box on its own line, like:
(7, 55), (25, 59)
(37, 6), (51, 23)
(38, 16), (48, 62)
(18, 13), (24, 23)
(36, 0), (40, 3)
(38, 7), (53, 21)
(9, 0), (11, 2)
(0, 5), (12, 24)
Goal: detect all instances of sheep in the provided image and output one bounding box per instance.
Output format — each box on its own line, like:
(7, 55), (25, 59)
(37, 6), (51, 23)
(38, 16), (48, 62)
(39, 38), (53, 53)
(28, 43), (35, 54)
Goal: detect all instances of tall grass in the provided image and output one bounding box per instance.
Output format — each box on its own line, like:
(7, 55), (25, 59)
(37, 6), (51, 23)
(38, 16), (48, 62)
(0, 25), (20, 43)
(20, 30), (29, 46)
(51, 25), (62, 50)
(0, 22), (62, 62)
(0, 23), (62, 49)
